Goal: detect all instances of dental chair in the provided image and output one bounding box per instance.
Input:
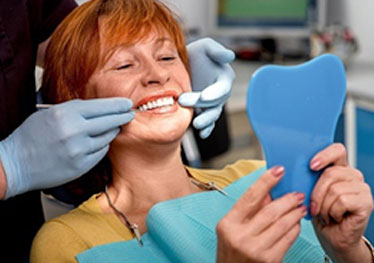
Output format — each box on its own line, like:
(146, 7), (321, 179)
(40, 191), (74, 221)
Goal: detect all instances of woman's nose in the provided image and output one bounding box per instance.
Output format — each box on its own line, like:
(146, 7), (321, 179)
(141, 61), (170, 87)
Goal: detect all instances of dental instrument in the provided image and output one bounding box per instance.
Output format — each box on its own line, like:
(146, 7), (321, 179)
(36, 103), (141, 112)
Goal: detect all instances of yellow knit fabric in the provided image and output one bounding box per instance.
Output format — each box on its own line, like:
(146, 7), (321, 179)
(30, 159), (265, 263)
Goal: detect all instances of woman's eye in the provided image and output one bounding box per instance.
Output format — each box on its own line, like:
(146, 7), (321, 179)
(116, 64), (132, 70)
(160, 56), (176, 61)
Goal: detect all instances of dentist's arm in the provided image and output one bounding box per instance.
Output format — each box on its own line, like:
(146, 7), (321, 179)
(179, 38), (235, 139)
(0, 98), (134, 200)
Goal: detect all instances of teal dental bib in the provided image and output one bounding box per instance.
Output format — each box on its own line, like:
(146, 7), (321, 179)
(247, 54), (346, 219)
(77, 167), (326, 263)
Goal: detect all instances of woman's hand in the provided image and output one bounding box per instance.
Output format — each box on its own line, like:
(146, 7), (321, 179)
(216, 166), (306, 263)
(309, 143), (374, 263)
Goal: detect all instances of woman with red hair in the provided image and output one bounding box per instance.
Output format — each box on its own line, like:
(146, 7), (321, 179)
(31, 0), (373, 262)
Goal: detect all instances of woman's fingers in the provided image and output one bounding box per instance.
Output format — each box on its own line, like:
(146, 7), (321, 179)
(312, 183), (374, 254)
(260, 204), (306, 247)
(310, 143), (348, 171)
(216, 166), (308, 263)
(328, 184), (373, 223)
(217, 196), (304, 263)
(250, 192), (305, 235)
(318, 182), (362, 224)
(239, 207), (304, 263)
(226, 166), (284, 222)
(310, 166), (364, 216)
(269, 221), (302, 261)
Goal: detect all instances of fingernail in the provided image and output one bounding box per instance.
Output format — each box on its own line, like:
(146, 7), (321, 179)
(310, 158), (321, 170)
(272, 166), (284, 177)
(295, 193), (305, 204)
(310, 201), (318, 216)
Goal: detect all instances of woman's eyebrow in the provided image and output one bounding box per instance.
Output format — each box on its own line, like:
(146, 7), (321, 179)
(154, 37), (173, 47)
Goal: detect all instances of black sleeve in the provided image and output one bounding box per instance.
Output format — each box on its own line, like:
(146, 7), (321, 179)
(29, 0), (78, 44)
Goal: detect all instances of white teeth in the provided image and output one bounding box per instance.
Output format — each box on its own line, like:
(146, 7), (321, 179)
(138, 96), (175, 111)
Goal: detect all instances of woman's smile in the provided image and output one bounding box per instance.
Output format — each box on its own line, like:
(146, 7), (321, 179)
(135, 90), (179, 114)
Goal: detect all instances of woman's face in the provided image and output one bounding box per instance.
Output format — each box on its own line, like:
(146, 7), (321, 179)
(87, 31), (193, 146)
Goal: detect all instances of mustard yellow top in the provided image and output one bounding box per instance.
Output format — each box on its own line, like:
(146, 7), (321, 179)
(30, 160), (265, 263)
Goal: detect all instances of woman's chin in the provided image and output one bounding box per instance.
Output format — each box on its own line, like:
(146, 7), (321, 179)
(152, 130), (184, 144)
(112, 108), (192, 149)
(141, 125), (187, 144)
(113, 124), (188, 148)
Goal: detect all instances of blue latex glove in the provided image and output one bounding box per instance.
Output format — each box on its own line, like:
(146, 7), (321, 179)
(178, 38), (235, 139)
(0, 98), (134, 199)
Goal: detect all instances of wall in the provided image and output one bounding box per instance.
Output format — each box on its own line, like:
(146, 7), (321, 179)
(163, 0), (209, 38)
(340, 0), (374, 63)
(76, 0), (210, 40)
(76, 0), (374, 63)
(168, 0), (374, 63)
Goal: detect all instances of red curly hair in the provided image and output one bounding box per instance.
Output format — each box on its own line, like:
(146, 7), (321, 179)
(41, 0), (189, 205)
(41, 0), (189, 103)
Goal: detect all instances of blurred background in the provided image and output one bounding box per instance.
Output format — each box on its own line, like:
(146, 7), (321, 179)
(151, 0), (374, 170)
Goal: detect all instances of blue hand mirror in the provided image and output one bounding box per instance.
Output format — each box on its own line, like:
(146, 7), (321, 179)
(246, 54), (346, 219)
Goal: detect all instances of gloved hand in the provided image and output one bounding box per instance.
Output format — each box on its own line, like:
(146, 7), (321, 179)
(0, 98), (134, 199)
(178, 38), (235, 139)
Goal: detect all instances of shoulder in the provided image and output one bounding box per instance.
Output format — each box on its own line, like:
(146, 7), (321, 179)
(187, 159), (266, 188)
(30, 194), (107, 263)
(31, 193), (135, 262)
(30, 216), (87, 263)
(221, 159), (266, 175)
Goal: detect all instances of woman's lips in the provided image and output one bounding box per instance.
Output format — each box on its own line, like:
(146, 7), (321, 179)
(135, 90), (179, 108)
(139, 102), (178, 114)
(134, 90), (180, 114)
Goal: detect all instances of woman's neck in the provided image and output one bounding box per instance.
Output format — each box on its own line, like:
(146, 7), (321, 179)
(103, 142), (200, 214)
